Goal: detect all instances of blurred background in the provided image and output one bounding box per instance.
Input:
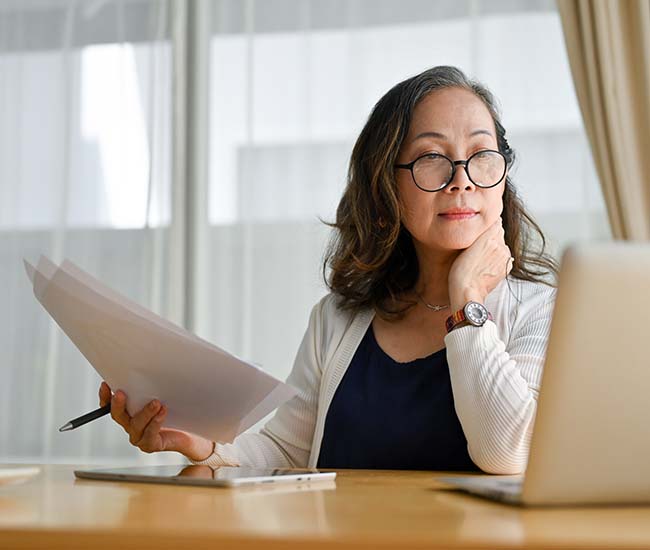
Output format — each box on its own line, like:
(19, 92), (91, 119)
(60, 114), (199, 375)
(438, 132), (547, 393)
(0, 0), (610, 465)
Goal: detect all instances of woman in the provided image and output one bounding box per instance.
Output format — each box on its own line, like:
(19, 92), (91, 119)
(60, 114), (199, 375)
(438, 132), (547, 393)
(99, 66), (558, 475)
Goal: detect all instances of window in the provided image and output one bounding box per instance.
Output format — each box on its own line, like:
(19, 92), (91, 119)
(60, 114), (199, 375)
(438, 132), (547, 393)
(201, 0), (609, 395)
(0, 0), (610, 462)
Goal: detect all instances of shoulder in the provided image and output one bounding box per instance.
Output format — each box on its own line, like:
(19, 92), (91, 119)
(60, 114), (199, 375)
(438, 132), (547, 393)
(511, 276), (556, 304)
(306, 292), (370, 366)
(488, 276), (557, 312)
(485, 277), (557, 340)
(309, 292), (362, 335)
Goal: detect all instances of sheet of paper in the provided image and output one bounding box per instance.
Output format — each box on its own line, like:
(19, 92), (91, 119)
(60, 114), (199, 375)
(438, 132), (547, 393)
(59, 259), (235, 360)
(25, 256), (298, 443)
(27, 256), (233, 362)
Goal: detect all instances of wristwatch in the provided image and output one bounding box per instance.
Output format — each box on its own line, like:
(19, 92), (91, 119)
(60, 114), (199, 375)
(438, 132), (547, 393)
(445, 301), (493, 333)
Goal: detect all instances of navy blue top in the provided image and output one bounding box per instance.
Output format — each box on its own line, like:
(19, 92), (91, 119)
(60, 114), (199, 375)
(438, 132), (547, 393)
(317, 324), (480, 471)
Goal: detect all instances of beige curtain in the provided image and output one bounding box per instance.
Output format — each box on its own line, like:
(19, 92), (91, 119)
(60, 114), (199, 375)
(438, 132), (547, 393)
(557, 0), (650, 240)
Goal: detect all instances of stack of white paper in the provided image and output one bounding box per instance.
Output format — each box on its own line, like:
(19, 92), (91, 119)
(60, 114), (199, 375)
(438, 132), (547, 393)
(25, 256), (297, 443)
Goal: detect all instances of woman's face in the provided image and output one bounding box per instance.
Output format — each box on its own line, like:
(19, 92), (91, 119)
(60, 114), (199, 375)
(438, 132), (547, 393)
(395, 87), (506, 253)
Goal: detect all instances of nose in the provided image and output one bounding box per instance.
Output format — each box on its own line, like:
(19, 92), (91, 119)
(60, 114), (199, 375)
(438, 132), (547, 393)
(444, 162), (476, 193)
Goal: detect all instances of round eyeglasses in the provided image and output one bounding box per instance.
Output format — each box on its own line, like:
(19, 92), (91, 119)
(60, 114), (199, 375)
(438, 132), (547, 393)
(394, 149), (507, 192)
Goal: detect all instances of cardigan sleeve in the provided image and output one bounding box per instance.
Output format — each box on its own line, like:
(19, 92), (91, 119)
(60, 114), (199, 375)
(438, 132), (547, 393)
(188, 296), (325, 469)
(443, 282), (556, 475)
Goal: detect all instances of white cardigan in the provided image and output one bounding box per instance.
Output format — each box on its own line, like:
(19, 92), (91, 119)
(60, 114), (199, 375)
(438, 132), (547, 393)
(191, 276), (556, 474)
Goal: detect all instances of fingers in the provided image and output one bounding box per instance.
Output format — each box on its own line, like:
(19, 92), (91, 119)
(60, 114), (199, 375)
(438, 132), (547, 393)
(110, 390), (133, 430)
(489, 216), (504, 229)
(495, 217), (505, 237)
(485, 238), (512, 277)
(136, 406), (168, 452)
(98, 381), (112, 407)
(129, 400), (163, 445)
(476, 217), (504, 243)
(497, 217), (513, 273)
(101, 385), (167, 453)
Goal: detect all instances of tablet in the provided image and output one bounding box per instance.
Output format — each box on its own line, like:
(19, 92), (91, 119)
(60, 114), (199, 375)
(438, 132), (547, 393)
(74, 465), (336, 487)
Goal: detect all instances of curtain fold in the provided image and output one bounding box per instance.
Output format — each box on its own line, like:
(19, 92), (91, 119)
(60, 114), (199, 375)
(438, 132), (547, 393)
(557, 0), (650, 240)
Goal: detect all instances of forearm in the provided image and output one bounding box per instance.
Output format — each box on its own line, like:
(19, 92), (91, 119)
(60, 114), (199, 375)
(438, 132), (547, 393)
(187, 431), (303, 468)
(444, 322), (538, 474)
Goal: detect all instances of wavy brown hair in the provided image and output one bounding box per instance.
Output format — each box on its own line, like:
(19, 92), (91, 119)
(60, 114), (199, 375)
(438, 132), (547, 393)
(322, 66), (559, 321)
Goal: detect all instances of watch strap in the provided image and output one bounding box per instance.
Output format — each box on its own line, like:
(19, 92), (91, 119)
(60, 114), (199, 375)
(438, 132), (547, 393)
(445, 303), (493, 333)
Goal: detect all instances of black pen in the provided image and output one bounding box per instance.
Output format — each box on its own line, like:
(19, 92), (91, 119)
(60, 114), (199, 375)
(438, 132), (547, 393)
(58, 404), (111, 432)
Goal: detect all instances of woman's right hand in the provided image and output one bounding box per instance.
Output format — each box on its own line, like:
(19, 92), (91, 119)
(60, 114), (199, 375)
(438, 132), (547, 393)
(99, 381), (215, 462)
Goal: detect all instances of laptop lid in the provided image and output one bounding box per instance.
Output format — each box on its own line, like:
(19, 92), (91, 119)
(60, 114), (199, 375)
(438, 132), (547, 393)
(522, 242), (650, 506)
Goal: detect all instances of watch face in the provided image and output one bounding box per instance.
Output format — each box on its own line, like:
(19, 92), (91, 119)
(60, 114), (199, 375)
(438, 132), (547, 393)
(464, 301), (488, 326)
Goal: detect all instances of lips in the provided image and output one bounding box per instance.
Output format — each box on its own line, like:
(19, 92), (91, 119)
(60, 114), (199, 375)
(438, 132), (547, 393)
(439, 208), (478, 221)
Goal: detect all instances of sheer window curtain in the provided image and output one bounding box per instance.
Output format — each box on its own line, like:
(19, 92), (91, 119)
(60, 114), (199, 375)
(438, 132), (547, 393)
(0, 0), (184, 465)
(198, 0), (611, 426)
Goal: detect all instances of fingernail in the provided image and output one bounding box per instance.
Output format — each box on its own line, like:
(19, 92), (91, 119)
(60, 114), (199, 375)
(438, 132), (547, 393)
(150, 401), (159, 410)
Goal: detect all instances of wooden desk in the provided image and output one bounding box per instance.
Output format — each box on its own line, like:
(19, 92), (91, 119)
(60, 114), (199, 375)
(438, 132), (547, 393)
(1, 464), (650, 549)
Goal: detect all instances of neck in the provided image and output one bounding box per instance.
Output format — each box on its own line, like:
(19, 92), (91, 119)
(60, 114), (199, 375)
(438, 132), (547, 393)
(413, 246), (461, 305)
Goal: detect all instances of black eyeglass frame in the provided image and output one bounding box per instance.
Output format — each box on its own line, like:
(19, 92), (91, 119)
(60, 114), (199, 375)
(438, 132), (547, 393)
(394, 149), (508, 193)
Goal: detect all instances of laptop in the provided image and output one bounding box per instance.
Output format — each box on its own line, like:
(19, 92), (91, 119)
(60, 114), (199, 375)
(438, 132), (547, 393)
(438, 241), (650, 506)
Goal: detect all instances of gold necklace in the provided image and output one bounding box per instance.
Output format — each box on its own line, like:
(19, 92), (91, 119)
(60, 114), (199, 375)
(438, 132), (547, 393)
(414, 290), (450, 312)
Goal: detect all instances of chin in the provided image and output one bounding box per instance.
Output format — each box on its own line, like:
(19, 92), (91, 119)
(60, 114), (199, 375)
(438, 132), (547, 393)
(444, 241), (475, 251)
(434, 231), (481, 251)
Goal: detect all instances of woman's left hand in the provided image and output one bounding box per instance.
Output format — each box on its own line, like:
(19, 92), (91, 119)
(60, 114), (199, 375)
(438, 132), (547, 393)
(447, 217), (513, 312)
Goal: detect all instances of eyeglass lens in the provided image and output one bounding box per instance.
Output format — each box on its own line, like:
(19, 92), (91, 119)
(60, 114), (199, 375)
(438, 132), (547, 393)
(412, 151), (505, 191)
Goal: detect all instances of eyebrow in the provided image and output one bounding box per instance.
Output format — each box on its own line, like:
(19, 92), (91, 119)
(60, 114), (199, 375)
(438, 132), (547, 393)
(413, 129), (493, 141)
